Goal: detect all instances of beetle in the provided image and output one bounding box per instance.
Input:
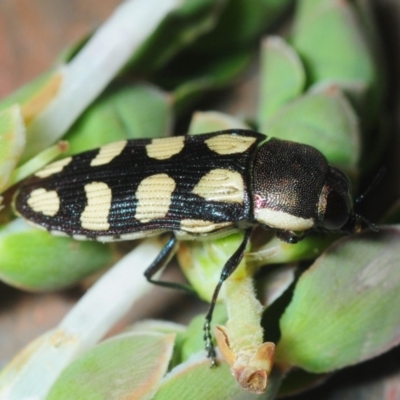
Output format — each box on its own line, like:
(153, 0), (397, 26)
(13, 129), (372, 363)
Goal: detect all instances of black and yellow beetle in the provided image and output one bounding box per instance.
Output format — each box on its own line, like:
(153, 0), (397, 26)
(13, 129), (372, 362)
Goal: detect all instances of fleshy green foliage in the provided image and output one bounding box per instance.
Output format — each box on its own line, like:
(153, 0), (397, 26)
(258, 37), (306, 123)
(65, 83), (173, 155)
(178, 232), (245, 301)
(291, 0), (377, 87)
(47, 332), (175, 400)
(0, 219), (112, 291)
(276, 226), (400, 372)
(0, 105), (25, 191)
(192, 0), (294, 53)
(170, 49), (254, 113)
(128, 0), (228, 73)
(262, 89), (360, 170)
(179, 306), (227, 363)
(0, 71), (54, 113)
(153, 356), (281, 400)
(289, 0), (384, 154)
(187, 111), (249, 134)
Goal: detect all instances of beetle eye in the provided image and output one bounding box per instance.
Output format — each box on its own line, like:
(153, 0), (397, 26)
(321, 189), (351, 230)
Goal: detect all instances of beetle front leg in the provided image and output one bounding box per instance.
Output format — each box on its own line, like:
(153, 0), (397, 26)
(276, 229), (308, 244)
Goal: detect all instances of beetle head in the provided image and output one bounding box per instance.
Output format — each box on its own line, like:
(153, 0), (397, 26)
(316, 167), (353, 231)
(316, 167), (377, 234)
(252, 138), (376, 236)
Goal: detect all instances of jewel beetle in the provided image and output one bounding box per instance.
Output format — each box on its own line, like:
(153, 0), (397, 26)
(13, 129), (373, 363)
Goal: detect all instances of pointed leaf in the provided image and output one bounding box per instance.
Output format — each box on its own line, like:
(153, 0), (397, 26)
(0, 219), (112, 291)
(193, 0), (294, 53)
(262, 87), (360, 170)
(291, 0), (376, 86)
(65, 83), (173, 155)
(258, 36), (305, 124)
(0, 241), (163, 399)
(154, 353), (283, 399)
(0, 105), (26, 191)
(47, 332), (175, 400)
(276, 226), (400, 373)
(188, 111), (248, 135)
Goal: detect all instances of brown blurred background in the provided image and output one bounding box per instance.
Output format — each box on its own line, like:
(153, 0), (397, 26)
(0, 0), (120, 97)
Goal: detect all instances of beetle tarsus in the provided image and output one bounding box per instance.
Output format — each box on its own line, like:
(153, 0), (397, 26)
(276, 230), (307, 244)
(204, 307), (217, 366)
(204, 324), (217, 366)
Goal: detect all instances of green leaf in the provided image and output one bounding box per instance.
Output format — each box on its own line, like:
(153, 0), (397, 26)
(7, 141), (69, 189)
(47, 332), (175, 400)
(170, 49), (253, 113)
(129, 0), (227, 73)
(0, 71), (54, 114)
(291, 0), (376, 87)
(177, 229), (336, 307)
(188, 111), (248, 135)
(258, 36), (306, 124)
(131, 320), (187, 368)
(0, 219), (112, 291)
(290, 0), (384, 134)
(276, 226), (400, 373)
(248, 231), (337, 270)
(177, 232), (245, 301)
(261, 87), (360, 170)
(154, 354), (283, 399)
(64, 83), (173, 155)
(179, 308), (227, 363)
(193, 0), (294, 53)
(0, 105), (26, 192)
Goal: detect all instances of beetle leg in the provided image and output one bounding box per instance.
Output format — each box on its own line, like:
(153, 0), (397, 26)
(203, 228), (253, 366)
(144, 235), (195, 294)
(276, 230), (308, 244)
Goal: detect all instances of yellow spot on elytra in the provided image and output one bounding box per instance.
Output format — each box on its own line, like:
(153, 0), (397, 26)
(193, 169), (244, 203)
(180, 219), (231, 233)
(21, 73), (63, 125)
(205, 134), (256, 155)
(146, 136), (185, 160)
(135, 174), (176, 223)
(90, 141), (127, 166)
(27, 188), (60, 216)
(35, 157), (72, 178)
(81, 182), (112, 231)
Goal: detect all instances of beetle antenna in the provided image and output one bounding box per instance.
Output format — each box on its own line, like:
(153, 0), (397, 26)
(355, 167), (386, 204)
(351, 168), (384, 233)
(354, 213), (379, 232)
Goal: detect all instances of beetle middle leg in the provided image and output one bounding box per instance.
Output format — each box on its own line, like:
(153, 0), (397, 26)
(144, 235), (195, 294)
(203, 228), (253, 366)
